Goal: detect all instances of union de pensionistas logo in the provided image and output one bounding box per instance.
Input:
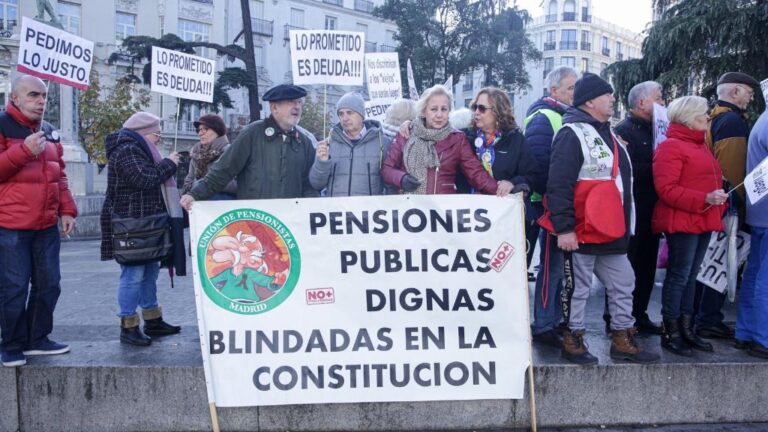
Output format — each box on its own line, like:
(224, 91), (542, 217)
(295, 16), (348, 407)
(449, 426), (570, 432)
(197, 209), (300, 315)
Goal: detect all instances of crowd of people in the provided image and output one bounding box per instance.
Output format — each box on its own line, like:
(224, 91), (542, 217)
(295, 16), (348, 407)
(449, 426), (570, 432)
(1, 68), (766, 368)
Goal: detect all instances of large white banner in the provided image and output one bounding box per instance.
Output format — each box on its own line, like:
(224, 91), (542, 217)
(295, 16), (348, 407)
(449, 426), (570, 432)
(365, 52), (401, 102)
(290, 30), (365, 86)
(190, 195), (530, 407)
(150, 46), (215, 103)
(17, 17), (94, 90)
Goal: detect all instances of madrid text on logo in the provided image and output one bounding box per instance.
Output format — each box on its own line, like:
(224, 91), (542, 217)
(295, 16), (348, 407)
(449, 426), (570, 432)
(197, 209), (301, 315)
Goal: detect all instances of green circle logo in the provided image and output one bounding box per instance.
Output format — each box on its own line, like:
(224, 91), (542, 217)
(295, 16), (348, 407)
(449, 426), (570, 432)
(197, 209), (300, 315)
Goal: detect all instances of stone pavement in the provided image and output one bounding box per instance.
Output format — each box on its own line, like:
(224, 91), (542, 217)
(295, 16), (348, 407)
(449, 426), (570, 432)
(0, 238), (766, 432)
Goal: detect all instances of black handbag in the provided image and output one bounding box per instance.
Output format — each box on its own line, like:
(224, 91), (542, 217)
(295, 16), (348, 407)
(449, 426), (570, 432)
(111, 211), (172, 265)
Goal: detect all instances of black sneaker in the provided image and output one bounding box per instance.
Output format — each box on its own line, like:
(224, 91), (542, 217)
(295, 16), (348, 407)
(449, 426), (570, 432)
(734, 339), (753, 350)
(532, 329), (561, 349)
(696, 323), (735, 339)
(747, 343), (768, 360)
(635, 316), (663, 335)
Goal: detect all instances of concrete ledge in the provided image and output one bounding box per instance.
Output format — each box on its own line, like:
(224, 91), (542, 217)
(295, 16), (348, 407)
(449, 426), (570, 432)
(0, 368), (18, 432)
(6, 336), (768, 432)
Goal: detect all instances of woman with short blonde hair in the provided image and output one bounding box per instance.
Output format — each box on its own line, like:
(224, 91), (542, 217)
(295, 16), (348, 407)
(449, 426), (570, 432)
(666, 96), (708, 128)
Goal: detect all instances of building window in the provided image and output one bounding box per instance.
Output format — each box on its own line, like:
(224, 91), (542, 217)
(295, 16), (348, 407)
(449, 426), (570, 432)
(463, 74), (473, 92)
(600, 62), (608, 72)
(325, 16), (337, 30)
(560, 29), (577, 50)
(560, 56), (575, 67)
(580, 31), (591, 51)
(615, 41), (623, 60)
(356, 23), (368, 37)
(543, 57), (554, 78)
(290, 8), (304, 27)
(581, 5), (591, 22)
(57, 2), (80, 35)
(563, 0), (576, 21)
(544, 30), (555, 50)
(250, 0), (264, 19)
(601, 36), (610, 56)
(0, 0), (18, 33)
(178, 19), (211, 57)
(115, 12), (136, 41)
(581, 57), (589, 73)
(546, 0), (557, 23)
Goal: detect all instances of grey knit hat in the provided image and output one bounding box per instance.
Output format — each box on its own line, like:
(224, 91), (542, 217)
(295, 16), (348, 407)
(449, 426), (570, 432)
(336, 92), (366, 119)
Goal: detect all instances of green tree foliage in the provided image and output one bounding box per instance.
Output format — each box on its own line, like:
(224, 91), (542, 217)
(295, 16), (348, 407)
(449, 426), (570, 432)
(374, 0), (540, 91)
(77, 70), (151, 165)
(299, 94), (332, 140)
(604, 0), (768, 112)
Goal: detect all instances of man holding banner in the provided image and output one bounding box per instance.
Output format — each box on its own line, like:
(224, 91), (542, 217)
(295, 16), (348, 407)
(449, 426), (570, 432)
(735, 109), (768, 359)
(310, 92), (392, 196)
(0, 74), (77, 367)
(180, 84), (319, 210)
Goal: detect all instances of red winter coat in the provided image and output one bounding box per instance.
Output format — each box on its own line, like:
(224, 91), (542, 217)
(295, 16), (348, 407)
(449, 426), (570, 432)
(381, 130), (498, 195)
(0, 103), (78, 230)
(652, 122), (725, 234)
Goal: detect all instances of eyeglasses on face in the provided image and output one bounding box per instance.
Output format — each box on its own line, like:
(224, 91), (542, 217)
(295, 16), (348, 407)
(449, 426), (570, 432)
(471, 104), (491, 114)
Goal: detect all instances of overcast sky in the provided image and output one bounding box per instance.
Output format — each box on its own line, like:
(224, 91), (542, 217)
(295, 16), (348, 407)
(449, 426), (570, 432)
(513, 0), (654, 34)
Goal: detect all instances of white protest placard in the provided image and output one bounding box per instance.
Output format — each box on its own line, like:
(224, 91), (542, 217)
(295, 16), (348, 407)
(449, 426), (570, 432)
(697, 230), (751, 293)
(652, 103), (669, 151)
(364, 100), (392, 122)
(407, 58), (419, 100)
(365, 52), (401, 102)
(17, 17), (94, 90)
(190, 195), (530, 407)
(290, 30), (365, 86)
(744, 155), (768, 205)
(761, 78), (768, 103)
(150, 46), (215, 103)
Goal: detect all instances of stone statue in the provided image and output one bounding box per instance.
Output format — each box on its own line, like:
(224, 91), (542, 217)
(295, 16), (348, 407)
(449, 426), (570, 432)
(35, 0), (64, 29)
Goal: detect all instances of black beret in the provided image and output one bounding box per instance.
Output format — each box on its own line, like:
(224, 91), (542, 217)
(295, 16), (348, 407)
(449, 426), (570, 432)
(717, 72), (759, 87)
(263, 84), (307, 102)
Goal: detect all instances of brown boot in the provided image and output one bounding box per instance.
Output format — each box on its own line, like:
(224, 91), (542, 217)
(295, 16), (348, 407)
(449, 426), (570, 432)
(610, 328), (659, 363)
(561, 329), (598, 366)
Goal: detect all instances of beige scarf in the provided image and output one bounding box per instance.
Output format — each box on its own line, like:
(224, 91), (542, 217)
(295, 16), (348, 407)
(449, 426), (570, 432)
(404, 118), (452, 194)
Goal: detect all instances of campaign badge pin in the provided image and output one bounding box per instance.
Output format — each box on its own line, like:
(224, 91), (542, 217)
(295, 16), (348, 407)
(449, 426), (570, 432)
(265, 127), (275, 137)
(474, 137), (483, 148)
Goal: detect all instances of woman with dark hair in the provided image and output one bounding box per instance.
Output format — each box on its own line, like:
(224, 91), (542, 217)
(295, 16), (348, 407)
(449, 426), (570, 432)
(181, 114), (236, 200)
(459, 87), (534, 261)
(381, 84), (511, 196)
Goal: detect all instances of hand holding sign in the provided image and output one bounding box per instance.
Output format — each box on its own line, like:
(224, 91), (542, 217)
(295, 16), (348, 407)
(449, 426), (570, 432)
(24, 131), (46, 156)
(316, 140), (330, 161)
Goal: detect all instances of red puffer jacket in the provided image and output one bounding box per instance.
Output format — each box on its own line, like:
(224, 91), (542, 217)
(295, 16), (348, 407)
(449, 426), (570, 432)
(381, 130), (498, 194)
(652, 122), (725, 234)
(0, 103), (78, 230)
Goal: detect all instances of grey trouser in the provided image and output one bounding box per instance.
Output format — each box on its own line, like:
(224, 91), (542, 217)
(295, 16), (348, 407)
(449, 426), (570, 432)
(568, 252), (636, 331)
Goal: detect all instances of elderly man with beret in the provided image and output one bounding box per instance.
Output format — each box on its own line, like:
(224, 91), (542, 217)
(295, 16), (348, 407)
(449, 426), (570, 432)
(546, 73), (659, 366)
(695, 72), (759, 340)
(180, 83), (319, 209)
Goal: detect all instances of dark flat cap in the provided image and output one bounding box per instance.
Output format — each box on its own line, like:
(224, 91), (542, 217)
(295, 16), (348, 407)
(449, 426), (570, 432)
(718, 72), (759, 87)
(263, 84), (307, 102)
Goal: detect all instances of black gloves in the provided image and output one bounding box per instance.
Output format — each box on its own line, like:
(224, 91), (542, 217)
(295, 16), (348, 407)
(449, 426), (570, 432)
(401, 174), (422, 192)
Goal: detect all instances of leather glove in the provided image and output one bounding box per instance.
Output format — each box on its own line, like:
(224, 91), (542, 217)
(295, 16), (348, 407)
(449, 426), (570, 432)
(511, 183), (530, 195)
(400, 174), (422, 192)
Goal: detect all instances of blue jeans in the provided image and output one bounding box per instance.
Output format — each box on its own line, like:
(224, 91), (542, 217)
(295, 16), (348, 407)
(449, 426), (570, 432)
(0, 225), (61, 352)
(532, 230), (564, 334)
(661, 232), (711, 321)
(736, 227), (768, 347)
(118, 262), (160, 317)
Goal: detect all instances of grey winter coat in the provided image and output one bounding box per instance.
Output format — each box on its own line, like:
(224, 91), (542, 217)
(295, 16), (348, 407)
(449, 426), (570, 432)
(309, 120), (393, 196)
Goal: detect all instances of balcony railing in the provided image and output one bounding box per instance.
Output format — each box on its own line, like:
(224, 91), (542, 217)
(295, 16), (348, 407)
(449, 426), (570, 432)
(545, 14), (557, 23)
(559, 41), (577, 50)
(580, 42), (591, 51)
(379, 44), (397, 52)
(284, 24), (305, 41)
(543, 41), (556, 50)
(581, 14), (592, 22)
(365, 41), (377, 52)
(251, 18), (273, 37)
(354, 0), (374, 13)
(562, 12), (576, 21)
(616, 53), (624, 61)
(602, 47), (610, 56)
(161, 120), (197, 136)
(323, 0), (343, 5)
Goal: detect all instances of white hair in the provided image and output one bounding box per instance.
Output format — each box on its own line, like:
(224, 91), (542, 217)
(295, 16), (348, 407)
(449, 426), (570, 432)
(717, 83), (739, 99)
(667, 95), (708, 128)
(383, 98), (416, 127)
(449, 108), (473, 130)
(628, 81), (662, 109)
(546, 66), (579, 90)
(415, 85), (454, 118)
